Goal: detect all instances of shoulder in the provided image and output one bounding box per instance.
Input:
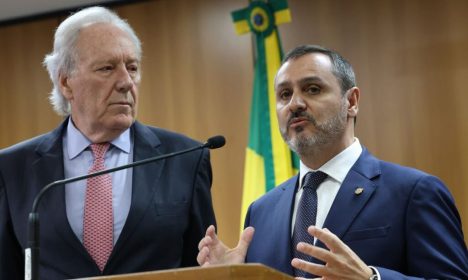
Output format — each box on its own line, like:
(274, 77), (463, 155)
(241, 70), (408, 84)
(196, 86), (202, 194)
(0, 120), (65, 162)
(244, 175), (297, 228)
(380, 160), (430, 181)
(250, 176), (297, 209)
(0, 132), (55, 161)
(379, 157), (441, 187)
(133, 122), (202, 149)
(360, 148), (450, 195)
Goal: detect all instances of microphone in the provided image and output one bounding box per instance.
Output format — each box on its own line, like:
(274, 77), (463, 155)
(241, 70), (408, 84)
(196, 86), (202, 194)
(204, 135), (225, 149)
(25, 135), (225, 280)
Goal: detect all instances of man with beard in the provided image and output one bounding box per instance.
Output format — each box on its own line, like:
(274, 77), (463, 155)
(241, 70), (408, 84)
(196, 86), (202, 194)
(197, 45), (468, 279)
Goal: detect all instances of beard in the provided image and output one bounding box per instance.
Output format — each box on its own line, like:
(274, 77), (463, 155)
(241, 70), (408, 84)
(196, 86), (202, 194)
(280, 100), (348, 156)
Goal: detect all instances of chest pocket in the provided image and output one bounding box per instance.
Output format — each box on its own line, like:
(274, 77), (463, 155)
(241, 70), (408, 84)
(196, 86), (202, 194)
(343, 225), (390, 242)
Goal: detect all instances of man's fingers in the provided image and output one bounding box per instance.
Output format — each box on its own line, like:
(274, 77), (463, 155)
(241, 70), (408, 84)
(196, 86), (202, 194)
(296, 242), (332, 263)
(197, 225), (250, 266)
(206, 225), (216, 237)
(198, 235), (212, 251)
(197, 246), (209, 265)
(237, 226), (254, 252)
(198, 225), (217, 250)
(308, 226), (345, 254)
(205, 225), (217, 241)
(291, 257), (326, 277)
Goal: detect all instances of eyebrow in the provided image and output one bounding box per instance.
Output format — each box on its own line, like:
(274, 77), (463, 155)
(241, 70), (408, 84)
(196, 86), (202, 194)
(298, 76), (325, 86)
(91, 56), (140, 66)
(276, 76), (325, 89)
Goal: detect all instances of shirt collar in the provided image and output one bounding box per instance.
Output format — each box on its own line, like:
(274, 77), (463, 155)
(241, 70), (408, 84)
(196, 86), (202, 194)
(299, 138), (363, 188)
(65, 117), (131, 160)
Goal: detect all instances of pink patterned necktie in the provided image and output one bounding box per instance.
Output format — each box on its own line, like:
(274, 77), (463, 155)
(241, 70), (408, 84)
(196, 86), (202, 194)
(83, 143), (113, 271)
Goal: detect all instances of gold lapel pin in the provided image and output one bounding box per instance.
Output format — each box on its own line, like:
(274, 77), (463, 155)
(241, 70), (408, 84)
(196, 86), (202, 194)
(354, 187), (364, 195)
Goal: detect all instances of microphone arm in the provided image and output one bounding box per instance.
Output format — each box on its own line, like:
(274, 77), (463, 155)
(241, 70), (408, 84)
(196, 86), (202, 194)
(25, 135), (225, 280)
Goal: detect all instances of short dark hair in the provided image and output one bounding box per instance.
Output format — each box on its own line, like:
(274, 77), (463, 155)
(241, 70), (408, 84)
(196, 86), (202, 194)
(282, 45), (356, 93)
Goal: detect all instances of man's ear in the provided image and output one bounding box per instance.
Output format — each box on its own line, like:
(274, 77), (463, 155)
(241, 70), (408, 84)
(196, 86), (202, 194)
(346, 87), (360, 118)
(58, 72), (73, 100)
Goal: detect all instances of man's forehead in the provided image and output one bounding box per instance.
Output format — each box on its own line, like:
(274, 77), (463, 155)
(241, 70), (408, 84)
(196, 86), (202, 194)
(281, 53), (332, 73)
(75, 23), (139, 61)
(275, 53), (334, 86)
(77, 24), (131, 44)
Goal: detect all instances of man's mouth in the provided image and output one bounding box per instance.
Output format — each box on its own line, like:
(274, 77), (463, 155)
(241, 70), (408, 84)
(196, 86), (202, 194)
(111, 102), (132, 107)
(288, 117), (309, 128)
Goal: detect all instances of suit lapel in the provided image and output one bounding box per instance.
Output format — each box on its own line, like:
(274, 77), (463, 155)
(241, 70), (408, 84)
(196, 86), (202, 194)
(273, 176), (298, 275)
(111, 122), (163, 253)
(32, 120), (93, 260)
(318, 149), (380, 248)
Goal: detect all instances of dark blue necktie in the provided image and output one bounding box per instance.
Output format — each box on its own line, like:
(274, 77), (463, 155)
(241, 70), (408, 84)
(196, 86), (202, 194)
(292, 171), (328, 277)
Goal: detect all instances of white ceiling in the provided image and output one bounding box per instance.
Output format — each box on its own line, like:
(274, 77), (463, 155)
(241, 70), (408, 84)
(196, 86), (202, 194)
(0, 0), (118, 24)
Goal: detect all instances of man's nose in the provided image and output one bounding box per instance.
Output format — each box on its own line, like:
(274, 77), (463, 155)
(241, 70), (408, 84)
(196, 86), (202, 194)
(288, 92), (306, 112)
(116, 68), (134, 93)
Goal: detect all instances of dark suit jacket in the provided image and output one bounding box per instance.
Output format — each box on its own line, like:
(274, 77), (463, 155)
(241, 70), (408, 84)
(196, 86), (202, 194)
(245, 148), (468, 279)
(0, 120), (216, 279)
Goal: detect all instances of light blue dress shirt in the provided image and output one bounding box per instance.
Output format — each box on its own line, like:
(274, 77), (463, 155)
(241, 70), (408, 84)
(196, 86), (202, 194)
(63, 118), (133, 245)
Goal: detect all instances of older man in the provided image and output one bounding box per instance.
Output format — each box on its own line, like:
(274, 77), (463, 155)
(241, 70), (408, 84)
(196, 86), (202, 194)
(197, 45), (468, 279)
(0, 7), (216, 279)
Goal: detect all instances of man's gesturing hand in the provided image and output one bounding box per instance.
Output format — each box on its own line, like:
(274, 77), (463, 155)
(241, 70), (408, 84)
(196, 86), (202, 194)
(197, 225), (255, 267)
(291, 226), (373, 280)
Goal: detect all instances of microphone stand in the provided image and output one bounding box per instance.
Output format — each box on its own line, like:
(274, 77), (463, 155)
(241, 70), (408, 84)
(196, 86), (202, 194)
(25, 136), (224, 280)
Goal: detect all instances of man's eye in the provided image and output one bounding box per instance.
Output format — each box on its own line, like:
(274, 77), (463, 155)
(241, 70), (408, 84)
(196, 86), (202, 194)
(305, 86), (321, 94)
(278, 90), (292, 100)
(127, 65), (139, 73)
(98, 66), (113, 72)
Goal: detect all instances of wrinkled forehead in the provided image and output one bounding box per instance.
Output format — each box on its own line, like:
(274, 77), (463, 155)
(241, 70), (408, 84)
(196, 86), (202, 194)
(75, 23), (136, 48)
(74, 23), (139, 61)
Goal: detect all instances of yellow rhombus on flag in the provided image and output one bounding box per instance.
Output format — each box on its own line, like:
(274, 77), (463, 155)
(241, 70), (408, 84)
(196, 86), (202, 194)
(231, 0), (299, 232)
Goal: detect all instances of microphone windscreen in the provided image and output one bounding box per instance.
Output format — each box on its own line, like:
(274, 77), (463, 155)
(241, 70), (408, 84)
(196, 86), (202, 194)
(205, 135), (226, 149)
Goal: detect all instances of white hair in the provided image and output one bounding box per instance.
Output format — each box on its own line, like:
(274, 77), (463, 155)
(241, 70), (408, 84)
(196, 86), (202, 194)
(43, 6), (142, 116)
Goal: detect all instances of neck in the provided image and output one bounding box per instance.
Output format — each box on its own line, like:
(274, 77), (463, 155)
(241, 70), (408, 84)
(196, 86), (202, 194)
(85, 130), (122, 143)
(70, 116), (126, 143)
(300, 133), (355, 170)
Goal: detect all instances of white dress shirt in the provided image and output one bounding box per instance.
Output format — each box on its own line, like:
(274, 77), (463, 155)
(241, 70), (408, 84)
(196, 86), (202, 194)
(291, 138), (363, 238)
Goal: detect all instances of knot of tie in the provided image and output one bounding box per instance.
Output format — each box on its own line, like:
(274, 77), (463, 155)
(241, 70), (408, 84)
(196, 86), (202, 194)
(302, 171), (328, 190)
(90, 143), (110, 161)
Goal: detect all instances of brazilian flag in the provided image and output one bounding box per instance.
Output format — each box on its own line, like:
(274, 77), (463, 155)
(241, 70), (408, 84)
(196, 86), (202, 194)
(231, 0), (299, 230)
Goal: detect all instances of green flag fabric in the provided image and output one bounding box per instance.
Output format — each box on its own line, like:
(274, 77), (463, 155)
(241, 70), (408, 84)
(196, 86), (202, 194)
(231, 0), (299, 231)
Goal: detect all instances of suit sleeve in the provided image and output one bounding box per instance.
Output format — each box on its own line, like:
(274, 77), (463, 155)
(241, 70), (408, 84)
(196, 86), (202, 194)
(181, 148), (216, 266)
(0, 172), (24, 279)
(243, 204), (252, 228)
(377, 175), (468, 279)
